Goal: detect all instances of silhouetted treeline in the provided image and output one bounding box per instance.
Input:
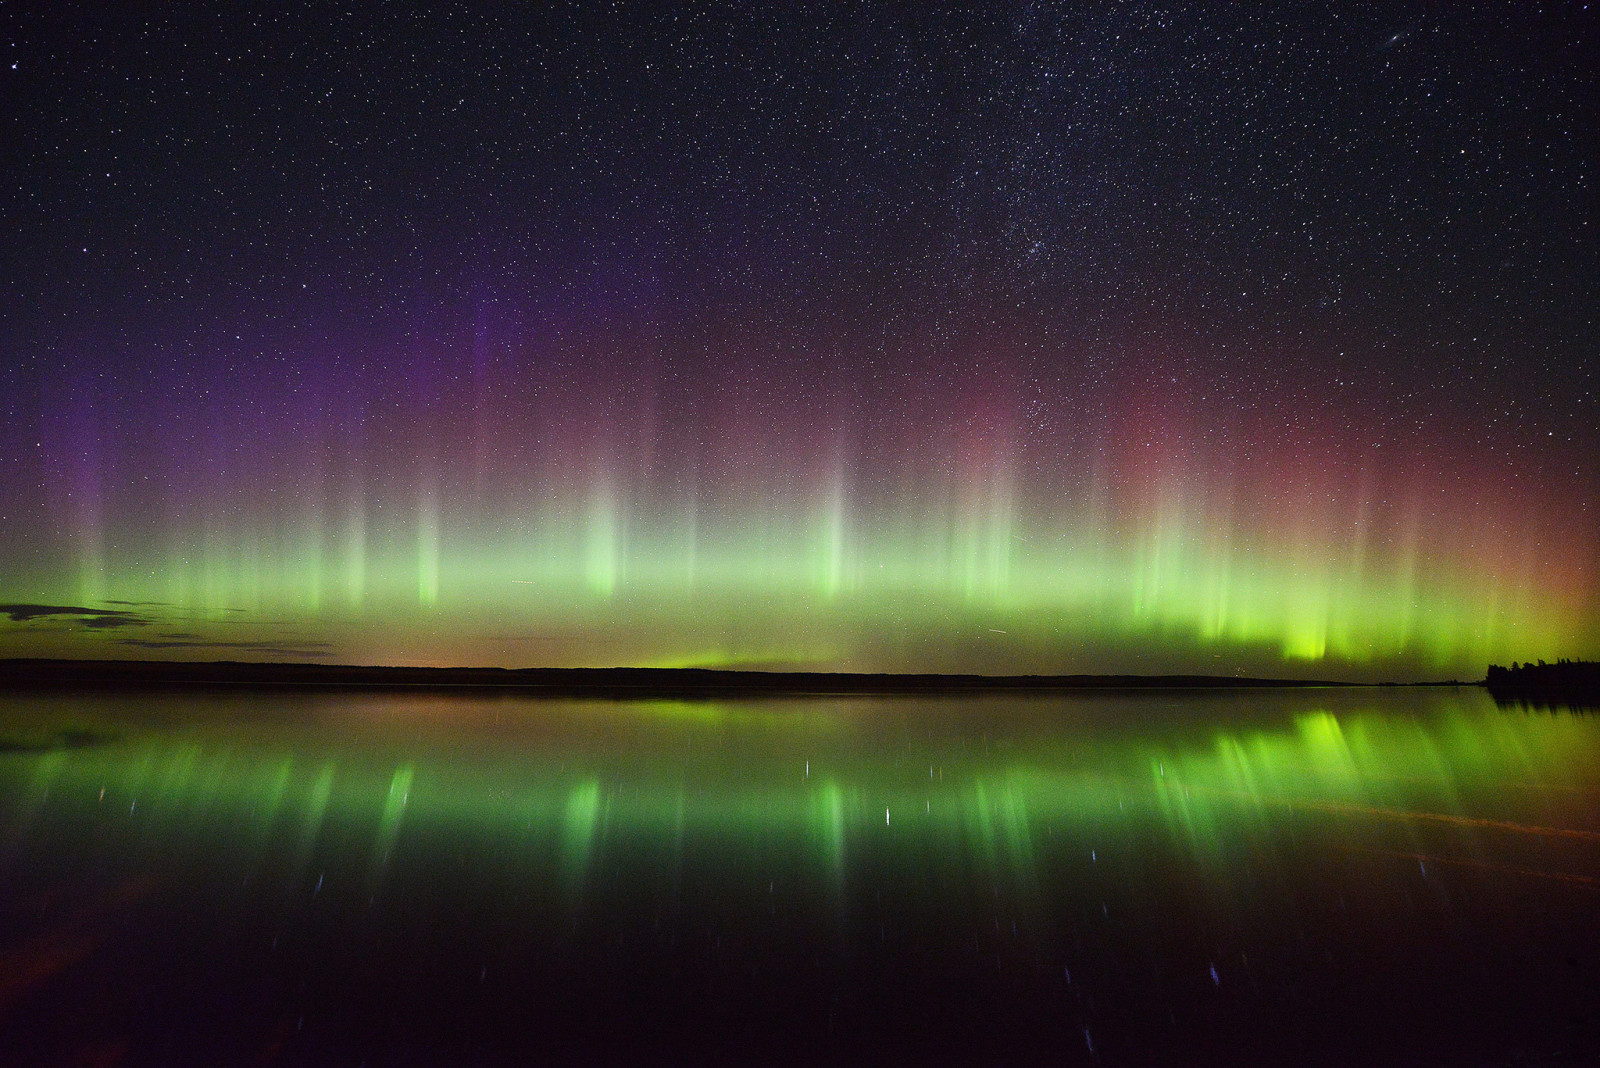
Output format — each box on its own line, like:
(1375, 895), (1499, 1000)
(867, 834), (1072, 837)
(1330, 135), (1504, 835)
(1485, 659), (1600, 709)
(0, 659), (1346, 698)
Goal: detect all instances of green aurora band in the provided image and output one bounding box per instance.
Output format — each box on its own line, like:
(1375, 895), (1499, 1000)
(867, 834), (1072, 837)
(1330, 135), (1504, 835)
(6, 491), (1594, 678)
(7, 342), (1596, 679)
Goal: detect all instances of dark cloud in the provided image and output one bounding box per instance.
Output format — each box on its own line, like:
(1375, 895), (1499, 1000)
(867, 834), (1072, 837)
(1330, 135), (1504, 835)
(0, 728), (116, 753)
(0, 603), (148, 627)
(82, 614), (146, 629)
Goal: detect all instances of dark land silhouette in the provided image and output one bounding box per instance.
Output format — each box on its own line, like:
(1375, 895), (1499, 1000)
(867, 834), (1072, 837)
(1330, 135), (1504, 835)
(0, 658), (1351, 698)
(1485, 659), (1600, 709)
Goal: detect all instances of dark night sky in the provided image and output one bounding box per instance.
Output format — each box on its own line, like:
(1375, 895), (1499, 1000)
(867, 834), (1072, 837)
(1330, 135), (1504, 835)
(1, 3), (1596, 677)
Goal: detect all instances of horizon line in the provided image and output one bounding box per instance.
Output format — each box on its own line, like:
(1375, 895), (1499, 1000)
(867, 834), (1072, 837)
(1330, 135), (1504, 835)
(0, 657), (1476, 697)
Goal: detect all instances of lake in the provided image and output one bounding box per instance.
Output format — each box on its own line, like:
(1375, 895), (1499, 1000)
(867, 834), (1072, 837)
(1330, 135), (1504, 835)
(1, 687), (1596, 1064)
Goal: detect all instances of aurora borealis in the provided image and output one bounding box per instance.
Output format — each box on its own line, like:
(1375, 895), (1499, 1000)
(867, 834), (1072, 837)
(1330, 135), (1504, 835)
(2, 5), (1596, 678)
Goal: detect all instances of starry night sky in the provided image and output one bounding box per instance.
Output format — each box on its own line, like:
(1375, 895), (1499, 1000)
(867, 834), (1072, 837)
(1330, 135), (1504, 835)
(1, 3), (1596, 678)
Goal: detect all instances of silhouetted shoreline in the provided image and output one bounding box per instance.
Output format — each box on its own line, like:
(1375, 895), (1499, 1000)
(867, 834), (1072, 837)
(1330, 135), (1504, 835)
(1485, 660), (1600, 709)
(0, 658), (1361, 698)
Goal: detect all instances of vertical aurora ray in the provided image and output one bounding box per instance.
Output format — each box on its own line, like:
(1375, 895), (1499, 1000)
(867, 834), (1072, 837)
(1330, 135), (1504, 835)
(416, 484), (440, 609)
(584, 480), (620, 598)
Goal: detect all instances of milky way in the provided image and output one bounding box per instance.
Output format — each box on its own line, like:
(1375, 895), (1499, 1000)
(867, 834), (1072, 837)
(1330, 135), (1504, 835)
(2, 5), (1595, 677)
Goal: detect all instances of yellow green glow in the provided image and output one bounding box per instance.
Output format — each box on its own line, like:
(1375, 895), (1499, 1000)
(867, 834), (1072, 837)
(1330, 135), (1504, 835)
(5, 454), (1594, 679)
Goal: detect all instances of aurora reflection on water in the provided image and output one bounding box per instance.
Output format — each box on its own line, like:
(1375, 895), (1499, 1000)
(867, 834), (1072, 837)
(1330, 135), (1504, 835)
(1, 687), (1597, 1062)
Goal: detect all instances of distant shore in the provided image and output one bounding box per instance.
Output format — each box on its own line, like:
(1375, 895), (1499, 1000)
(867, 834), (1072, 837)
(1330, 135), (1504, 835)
(0, 658), (1365, 698)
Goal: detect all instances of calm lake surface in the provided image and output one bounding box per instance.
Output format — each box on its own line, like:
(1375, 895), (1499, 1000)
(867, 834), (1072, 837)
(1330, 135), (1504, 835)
(1, 688), (1596, 1065)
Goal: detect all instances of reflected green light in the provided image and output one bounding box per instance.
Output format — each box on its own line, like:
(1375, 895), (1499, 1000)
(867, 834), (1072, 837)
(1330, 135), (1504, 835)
(560, 779), (602, 893)
(2, 690), (1596, 914)
(290, 761), (336, 884)
(371, 763), (414, 886)
(809, 779), (845, 900)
